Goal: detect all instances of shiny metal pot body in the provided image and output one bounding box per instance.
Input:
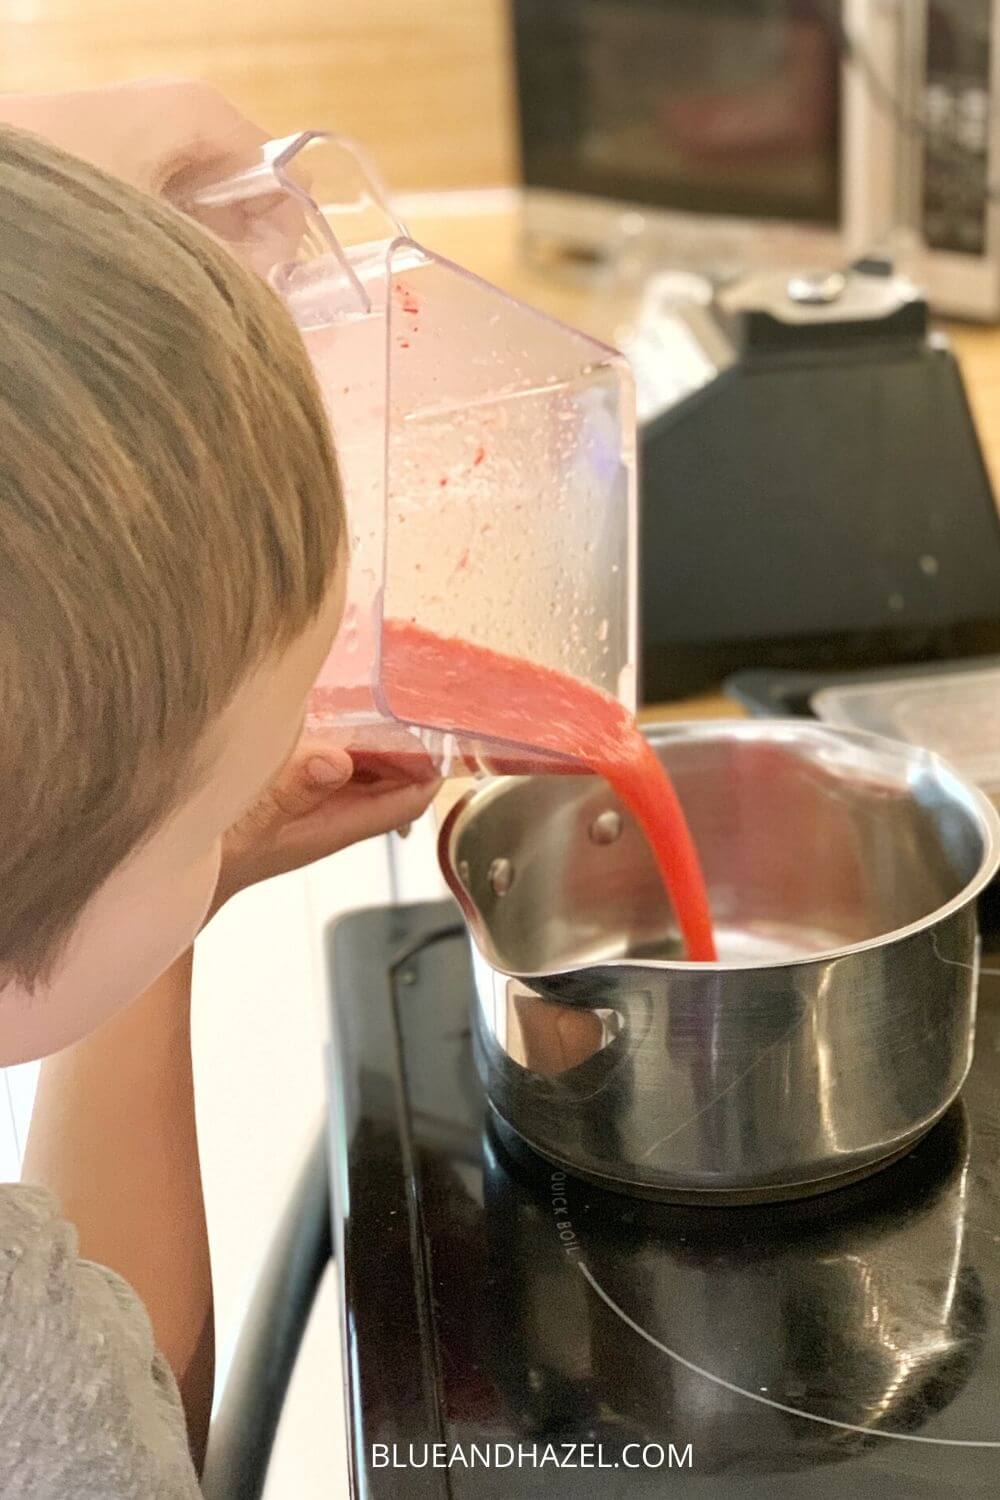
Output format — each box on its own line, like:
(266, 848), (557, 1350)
(438, 722), (1000, 1201)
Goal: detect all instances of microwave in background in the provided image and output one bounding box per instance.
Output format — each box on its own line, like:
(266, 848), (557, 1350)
(511, 0), (1000, 321)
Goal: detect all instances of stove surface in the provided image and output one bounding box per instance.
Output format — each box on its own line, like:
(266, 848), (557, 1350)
(327, 899), (1000, 1497)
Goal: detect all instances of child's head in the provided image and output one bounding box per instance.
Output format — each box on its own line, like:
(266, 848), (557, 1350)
(0, 128), (346, 1057)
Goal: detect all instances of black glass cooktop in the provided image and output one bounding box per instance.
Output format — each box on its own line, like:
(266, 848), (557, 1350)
(327, 899), (1000, 1497)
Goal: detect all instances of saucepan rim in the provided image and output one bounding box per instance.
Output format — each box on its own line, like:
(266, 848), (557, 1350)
(437, 718), (1000, 975)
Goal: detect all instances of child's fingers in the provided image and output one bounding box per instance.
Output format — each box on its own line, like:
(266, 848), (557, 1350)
(242, 745), (354, 833)
(269, 776), (441, 870)
(294, 732), (438, 795)
(212, 741), (441, 913)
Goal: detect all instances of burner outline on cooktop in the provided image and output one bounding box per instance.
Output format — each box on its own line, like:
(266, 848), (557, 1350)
(577, 1263), (1000, 1450)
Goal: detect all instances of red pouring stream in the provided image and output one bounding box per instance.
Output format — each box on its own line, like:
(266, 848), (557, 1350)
(311, 619), (717, 961)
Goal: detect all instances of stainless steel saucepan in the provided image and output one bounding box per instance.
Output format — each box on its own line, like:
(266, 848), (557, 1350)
(438, 722), (1000, 1202)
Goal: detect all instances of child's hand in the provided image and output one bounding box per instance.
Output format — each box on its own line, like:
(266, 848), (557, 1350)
(0, 79), (267, 198)
(206, 737), (441, 919)
(0, 81), (302, 275)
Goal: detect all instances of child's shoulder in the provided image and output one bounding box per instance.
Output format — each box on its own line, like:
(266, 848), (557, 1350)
(0, 1184), (200, 1495)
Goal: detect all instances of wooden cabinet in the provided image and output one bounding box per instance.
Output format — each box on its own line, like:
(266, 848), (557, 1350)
(0, 0), (518, 191)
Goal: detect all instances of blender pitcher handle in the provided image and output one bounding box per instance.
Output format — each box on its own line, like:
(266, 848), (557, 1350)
(180, 130), (409, 317)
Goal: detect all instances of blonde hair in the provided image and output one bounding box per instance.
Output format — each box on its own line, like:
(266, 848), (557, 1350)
(0, 128), (344, 982)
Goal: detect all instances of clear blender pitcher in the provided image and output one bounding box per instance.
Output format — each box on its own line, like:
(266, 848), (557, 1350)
(186, 132), (637, 778)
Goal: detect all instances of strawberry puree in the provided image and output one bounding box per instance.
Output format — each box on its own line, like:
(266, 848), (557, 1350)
(311, 619), (716, 961)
